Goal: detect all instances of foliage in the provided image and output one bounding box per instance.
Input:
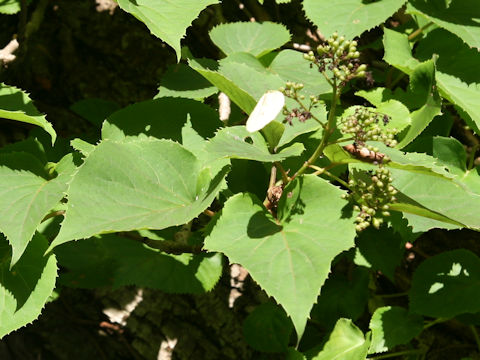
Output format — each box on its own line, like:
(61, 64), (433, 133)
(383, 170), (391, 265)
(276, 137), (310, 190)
(1, 0), (480, 359)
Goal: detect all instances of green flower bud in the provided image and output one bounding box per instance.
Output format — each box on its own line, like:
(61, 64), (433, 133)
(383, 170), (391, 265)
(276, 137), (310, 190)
(372, 217), (382, 229)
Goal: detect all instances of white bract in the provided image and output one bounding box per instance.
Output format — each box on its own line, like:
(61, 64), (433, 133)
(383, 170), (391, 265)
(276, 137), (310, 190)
(245, 90), (285, 133)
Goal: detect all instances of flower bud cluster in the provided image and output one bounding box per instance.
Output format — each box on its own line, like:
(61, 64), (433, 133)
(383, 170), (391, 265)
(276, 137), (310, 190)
(343, 166), (398, 232)
(280, 81), (305, 99)
(340, 106), (398, 147)
(279, 82), (319, 126)
(282, 108), (312, 125)
(303, 32), (369, 87)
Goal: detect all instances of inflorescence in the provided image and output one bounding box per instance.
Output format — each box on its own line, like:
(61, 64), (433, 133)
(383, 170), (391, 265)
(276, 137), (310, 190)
(303, 32), (372, 87)
(343, 166), (398, 232)
(280, 81), (318, 126)
(340, 106), (398, 148)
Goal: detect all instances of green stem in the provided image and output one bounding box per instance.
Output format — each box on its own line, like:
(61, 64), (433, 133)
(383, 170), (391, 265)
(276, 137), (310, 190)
(468, 144), (479, 170)
(376, 291), (408, 298)
(292, 81), (339, 179)
(408, 21), (434, 41)
(203, 209), (215, 217)
(268, 164), (277, 189)
(310, 165), (350, 189)
(470, 325), (480, 352)
(389, 71), (406, 88)
(275, 161), (290, 183)
(24, 0), (50, 40)
(294, 95), (326, 129)
(19, 0), (27, 41)
(330, 137), (354, 145)
(423, 317), (449, 330)
(41, 210), (65, 223)
(368, 349), (424, 360)
(319, 69), (334, 87)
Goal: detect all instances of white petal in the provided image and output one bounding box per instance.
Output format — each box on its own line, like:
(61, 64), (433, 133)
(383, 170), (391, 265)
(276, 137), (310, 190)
(246, 90), (285, 133)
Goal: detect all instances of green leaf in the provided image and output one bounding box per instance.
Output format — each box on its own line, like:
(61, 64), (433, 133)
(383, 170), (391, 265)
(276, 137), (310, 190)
(395, 58), (442, 148)
(180, 118), (230, 175)
(204, 126), (304, 162)
(210, 22), (291, 57)
(396, 91), (442, 149)
(325, 142), (453, 179)
(70, 138), (95, 157)
(354, 91), (412, 132)
(409, 249), (480, 317)
(383, 28), (418, 75)
(415, 29), (480, 133)
(381, 38), (442, 148)
(156, 63), (217, 99)
(432, 136), (467, 175)
(355, 86), (423, 112)
(0, 233), (57, 339)
(190, 50), (331, 115)
(388, 202), (462, 232)
(0, 0), (21, 14)
(102, 97), (222, 142)
(348, 154), (466, 231)
(204, 175), (356, 338)
(0, 137), (47, 163)
(369, 306), (423, 354)
(376, 101), (411, 133)
(55, 234), (222, 292)
(390, 168), (480, 229)
(0, 83), (56, 144)
(49, 138), (229, 249)
(243, 302), (293, 353)
(355, 226), (404, 281)
(311, 267), (369, 330)
(286, 348), (306, 360)
(268, 50), (331, 98)
(226, 159), (269, 200)
(218, 52), (285, 101)
(384, 28), (480, 134)
(70, 98), (120, 128)
(312, 318), (371, 360)
(188, 57), (257, 113)
(407, 0), (480, 49)
(115, 0), (218, 61)
(303, 0), (406, 40)
(262, 120), (285, 150)
(277, 103), (327, 148)
(463, 166), (480, 194)
(0, 152), (67, 266)
(376, 142), (452, 178)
